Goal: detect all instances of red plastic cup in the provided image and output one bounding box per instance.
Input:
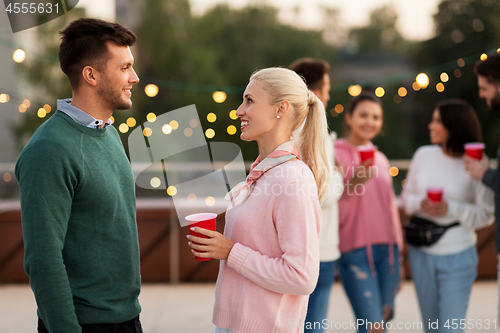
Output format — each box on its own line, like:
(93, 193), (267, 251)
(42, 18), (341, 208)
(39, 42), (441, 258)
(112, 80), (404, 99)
(464, 142), (485, 160)
(186, 213), (217, 261)
(427, 187), (444, 202)
(357, 145), (377, 165)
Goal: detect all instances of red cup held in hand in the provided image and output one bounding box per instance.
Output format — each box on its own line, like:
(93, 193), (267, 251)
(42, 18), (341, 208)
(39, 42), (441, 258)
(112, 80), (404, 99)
(357, 145), (377, 166)
(464, 142), (485, 160)
(186, 213), (217, 261)
(427, 187), (444, 202)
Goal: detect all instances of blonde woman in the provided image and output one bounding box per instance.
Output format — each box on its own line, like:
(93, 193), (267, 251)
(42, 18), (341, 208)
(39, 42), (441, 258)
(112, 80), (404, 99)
(187, 67), (330, 333)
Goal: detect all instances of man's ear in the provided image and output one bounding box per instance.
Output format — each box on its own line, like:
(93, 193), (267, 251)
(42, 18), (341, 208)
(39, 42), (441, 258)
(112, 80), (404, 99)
(81, 66), (98, 87)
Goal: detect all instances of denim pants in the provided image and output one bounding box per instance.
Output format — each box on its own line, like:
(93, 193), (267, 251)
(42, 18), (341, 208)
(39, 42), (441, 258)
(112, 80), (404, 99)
(215, 327), (233, 333)
(38, 316), (143, 333)
(305, 260), (336, 333)
(338, 244), (400, 333)
(409, 246), (477, 333)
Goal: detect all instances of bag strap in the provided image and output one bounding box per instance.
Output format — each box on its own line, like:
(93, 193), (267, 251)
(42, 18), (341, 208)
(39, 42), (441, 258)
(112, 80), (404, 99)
(442, 222), (460, 229)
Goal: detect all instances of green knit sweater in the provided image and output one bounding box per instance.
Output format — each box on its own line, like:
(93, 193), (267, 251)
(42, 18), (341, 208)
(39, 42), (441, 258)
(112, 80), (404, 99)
(15, 111), (141, 333)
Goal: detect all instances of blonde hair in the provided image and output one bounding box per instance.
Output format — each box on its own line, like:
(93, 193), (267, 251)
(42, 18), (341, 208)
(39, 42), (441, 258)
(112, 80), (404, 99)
(250, 67), (330, 203)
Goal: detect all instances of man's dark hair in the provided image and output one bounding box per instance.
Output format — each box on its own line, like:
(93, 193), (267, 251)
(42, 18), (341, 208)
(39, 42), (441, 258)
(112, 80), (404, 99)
(59, 18), (137, 89)
(474, 52), (500, 84)
(436, 99), (482, 155)
(289, 58), (330, 91)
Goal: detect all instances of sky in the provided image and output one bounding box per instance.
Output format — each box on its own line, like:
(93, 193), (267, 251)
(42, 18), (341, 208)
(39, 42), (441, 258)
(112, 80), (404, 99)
(189, 0), (442, 41)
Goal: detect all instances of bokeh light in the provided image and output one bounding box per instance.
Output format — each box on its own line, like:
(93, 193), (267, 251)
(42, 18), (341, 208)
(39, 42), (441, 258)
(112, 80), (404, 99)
(0, 94), (9, 103)
(398, 87), (407, 97)
(170, 120), (179, 130)
(412, 82), (421, 91)
(126, 117), (136, 127)
(348, 84), (362, 97)
(119, 123), (130, 133)
(3, 173), (11, 182)
(207, 113), (217, 123)
(229, 110), (238, 120)
(206, 196), (215, 206)
(389, 166), (399, 177)
(457, 58), (465, 67)
(143, 127), (153, 137)
(436, 83), (445, 93)
(454, 69), (462, 78)
(440, 72), (449, 83)
(205, 128), (215, 139)
(480, 53), (488, 61)
(184, 128), (193, 137)
(213, 91), (227, 103)
(227, 125), (237, 135)
(43, 104), (51, 113)
(187, 193), (197, 203)
(13, 49), (25, 63)
(146, 113), (157, 122)
(335, 104), (344, 113)
(375, 87), (385, 97)
(167, 186), (177, 196)
(162, 124), (172, 134)
(150, 177), (161, 188)
(145, 84), (159, 98)
(37, 108), (47, 118)
(189, 119), (198, 128)
(416, 73), (429, 88)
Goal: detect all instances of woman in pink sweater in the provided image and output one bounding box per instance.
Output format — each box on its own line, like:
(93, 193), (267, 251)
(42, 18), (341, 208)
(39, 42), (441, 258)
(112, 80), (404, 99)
(335, 92), (403, 333)
(187, 67), (330, 333)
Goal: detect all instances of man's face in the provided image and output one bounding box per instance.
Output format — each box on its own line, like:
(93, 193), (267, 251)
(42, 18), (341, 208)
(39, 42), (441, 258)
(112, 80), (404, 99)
(314, 73), (331, 108)
(477, 75), (500, 112)
(98, 41), (140, 111)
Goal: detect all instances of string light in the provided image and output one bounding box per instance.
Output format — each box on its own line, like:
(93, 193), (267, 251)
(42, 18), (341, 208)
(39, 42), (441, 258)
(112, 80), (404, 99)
(0, 94), (9, 103)
(143, 127), (153, 137)
(348, 84), (362, 97)
(162, 124), (172, 134)
(440, 73), (449, 82)
(184, 128), (193, 137)
(119, 123), (129, 133)
(454, 69), (462, 78)
(189, 119), (198, 128)
(126, 117), (136, 127)
(227, 125), (237, 135)
(480, 53), (488, 61)
(213, 91), (227, 103)
(457, 58), (465, 67)
(229, 110), (238, 120)
(398, 87), (407, 97)
(43, 104), (51, 113)
(375, 87), (385, 97)
(205, 128), (215, 139)
(145, 84), (159, 97)
(206, 196), (215, 206)
(389, 166), (399, 177)
(436, 83), (445, 92)
(37, 108), (46, 118)
(167, 186), (177, 196)
(207, 113), (217, 123)
(146, 113), (157, 122)
(150, 177), (161, 188)
(13, 49), (25, 63)
(168, 121), (178, 130)
(416, 73), (429, 88)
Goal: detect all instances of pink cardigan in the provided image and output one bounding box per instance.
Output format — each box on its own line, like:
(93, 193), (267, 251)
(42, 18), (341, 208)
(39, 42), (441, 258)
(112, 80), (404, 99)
(213, 160), (321, 333)
(335, 139), (403, 272)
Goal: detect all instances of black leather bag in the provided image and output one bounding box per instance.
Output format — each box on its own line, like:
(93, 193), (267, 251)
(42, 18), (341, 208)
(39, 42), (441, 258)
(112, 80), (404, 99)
(404, 216), (460, 247)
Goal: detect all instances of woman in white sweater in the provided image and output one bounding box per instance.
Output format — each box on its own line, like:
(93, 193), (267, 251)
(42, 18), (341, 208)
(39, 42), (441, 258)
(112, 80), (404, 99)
(402, 99), (494, 333)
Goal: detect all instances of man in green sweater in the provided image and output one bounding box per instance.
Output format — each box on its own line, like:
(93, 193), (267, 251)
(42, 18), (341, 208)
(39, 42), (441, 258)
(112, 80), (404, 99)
(15, 18), (142, 333)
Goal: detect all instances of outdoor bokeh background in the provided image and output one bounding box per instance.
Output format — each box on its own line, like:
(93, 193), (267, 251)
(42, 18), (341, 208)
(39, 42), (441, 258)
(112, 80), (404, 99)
(1, 0), (500, 198)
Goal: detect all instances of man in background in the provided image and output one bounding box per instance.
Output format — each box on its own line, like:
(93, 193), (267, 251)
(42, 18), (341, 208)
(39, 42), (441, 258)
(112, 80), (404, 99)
(290, 58), (343, 333)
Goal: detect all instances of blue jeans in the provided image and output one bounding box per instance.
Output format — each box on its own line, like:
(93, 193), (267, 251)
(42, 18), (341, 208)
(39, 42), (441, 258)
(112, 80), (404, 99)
(409, 246), (477, 333)
(305, 260), (336, 333)
(215, 327), (233, 333)
(338, 244), (400, 333)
